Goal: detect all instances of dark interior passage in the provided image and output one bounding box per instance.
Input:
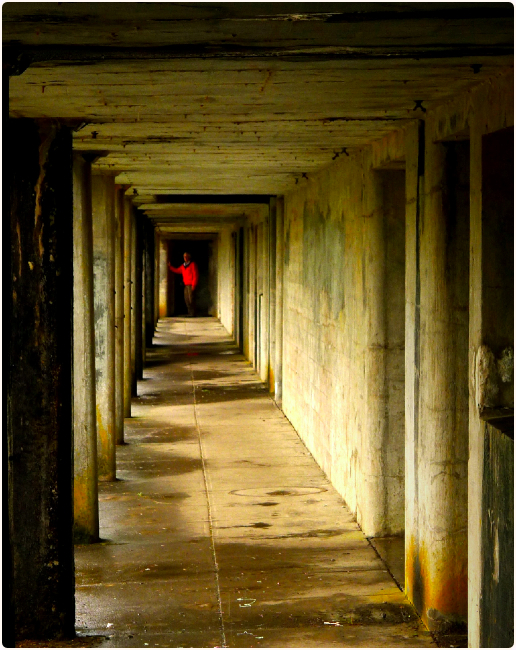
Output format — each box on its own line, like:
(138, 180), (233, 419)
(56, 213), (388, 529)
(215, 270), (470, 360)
(167, 239), (216, 317)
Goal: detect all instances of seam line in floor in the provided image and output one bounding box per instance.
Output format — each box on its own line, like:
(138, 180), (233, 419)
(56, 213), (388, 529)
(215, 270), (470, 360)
(189, 323), (228, 649)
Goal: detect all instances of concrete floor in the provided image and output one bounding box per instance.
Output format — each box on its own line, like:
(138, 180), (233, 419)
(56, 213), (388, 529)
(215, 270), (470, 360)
(74, 317), (436, 648)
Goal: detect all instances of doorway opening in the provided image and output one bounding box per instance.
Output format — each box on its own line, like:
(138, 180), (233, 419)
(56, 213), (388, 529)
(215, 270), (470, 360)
(167, 238), (217, 316)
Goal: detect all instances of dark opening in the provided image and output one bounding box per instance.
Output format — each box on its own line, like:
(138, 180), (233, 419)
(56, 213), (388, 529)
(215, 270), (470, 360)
(167, 239), (214, 316)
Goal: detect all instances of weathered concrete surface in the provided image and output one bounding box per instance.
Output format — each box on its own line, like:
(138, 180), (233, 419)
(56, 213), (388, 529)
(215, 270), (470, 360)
(130, 207), (138, 396)
(468, 83), (514, 647)
(6, 5), (513, 195)
(114, 187), (125, 445)
(274, 197), (285, 406)
(8, 119), (75, 640)
(73, 153), (99, 543)
(158, 236), (168, 319)
(143, 217), (155, 348)
(73, 317), (435, 648)
(217, 226), (236, 336)
(405, 121), (470, 635)
(134, 211), (144, 382)
(282, 144), (405, 538)
(92, 174), (117, 482)
(123, 197), (132, 418)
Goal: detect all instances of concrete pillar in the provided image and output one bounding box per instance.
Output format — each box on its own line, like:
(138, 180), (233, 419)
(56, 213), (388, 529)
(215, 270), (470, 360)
(274, 197), (285, 406)
(92, 173), (117, 481)
(268, 200), (277, 393)
(249, 225), (257, 367)
(145, 220), (156, 346)
(141, 222), (147, 369)
(8, 119), (75, 640)
(154, 229), (160, 327)
(114, 188), (125, 444)
(242, 226), (251, 361)
(405, 119), (469, 633)
(72, 152), (98, 543)
(135, 212), (144, 380)
(361, 165), (406, 538)
(123, 197), (132, 417)
(130, 207), (137, 396)
(158, 236), (168, 318)
(362, 168), (389, 536)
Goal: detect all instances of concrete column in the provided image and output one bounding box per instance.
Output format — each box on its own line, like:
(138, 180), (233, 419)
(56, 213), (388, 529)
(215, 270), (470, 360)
(154, 229), (160, 327)
(268, 200), (277, 393)
(141, 222), (147, 369)
(405, 119), (469, 633)
(145, 220), (155, 347)
(123, 197), (132, 417)
(130, 207), (137, 396)
(158, 236), (168, 318)
(72, 152), (98, 543)
(405, 121), (421, 615)
(362, 167), (388, 536)
(135, 212), (144, 380)
(249, 225), (257, 367)
(8, 119), (75, 639)
(274, 197), (285, 406)
(114, 188), (125, 444)
(92, 173), (117, 481)
(242, 226), (251, 361)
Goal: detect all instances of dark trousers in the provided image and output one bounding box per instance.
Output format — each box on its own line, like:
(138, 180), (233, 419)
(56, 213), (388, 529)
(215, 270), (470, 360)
(184, 285), (195, 316)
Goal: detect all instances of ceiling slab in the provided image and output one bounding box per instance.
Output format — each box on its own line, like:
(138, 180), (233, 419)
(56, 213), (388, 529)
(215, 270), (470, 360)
(5, 3), (513, 201)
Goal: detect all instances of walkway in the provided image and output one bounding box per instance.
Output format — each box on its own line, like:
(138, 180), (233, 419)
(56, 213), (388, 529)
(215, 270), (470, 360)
(75, 317), (435, 648)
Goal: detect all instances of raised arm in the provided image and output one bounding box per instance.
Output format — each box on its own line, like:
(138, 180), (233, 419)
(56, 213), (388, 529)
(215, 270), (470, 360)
(168, 262), (182, 275)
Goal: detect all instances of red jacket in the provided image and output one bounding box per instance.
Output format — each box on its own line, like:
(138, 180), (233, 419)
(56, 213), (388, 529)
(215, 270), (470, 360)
(169, 261), (199, 289)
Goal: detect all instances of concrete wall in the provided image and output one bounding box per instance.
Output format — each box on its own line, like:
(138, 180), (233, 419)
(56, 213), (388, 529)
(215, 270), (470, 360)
(272, 69), (513, 642)
(281, 145), (406, 538)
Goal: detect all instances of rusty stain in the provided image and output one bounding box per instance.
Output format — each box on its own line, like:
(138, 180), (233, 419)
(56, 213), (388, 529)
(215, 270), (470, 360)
(406, 537), (467, 631)
(96, 404), (114, 479)
(268, 366), (275, 393)
(74, 474), (89, 519)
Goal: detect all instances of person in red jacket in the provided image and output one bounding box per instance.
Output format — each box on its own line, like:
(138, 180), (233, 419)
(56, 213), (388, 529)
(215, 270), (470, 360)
(168, 252), (199, 317)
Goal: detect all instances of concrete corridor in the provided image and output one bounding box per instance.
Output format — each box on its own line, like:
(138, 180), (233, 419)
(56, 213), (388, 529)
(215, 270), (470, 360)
(74, 317), (435, 648)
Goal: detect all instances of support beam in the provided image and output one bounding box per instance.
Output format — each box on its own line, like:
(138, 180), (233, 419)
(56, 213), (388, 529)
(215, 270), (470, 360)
(274, 197), (285, 406)
(130, 206), (137, 396)
(114, 187), (125, 444)
(123, 197), (132, 417)
(144, 219), (155, 347)
(8, 118), (75, 640)
(405, 119), (469, 634)
(153, 228), (159, 327)
(141, 216), (147, 369)
(135, 212), (144, 379)
(268, 198), (277, 394)
(72, 152), (99, 543)
(158, 236), (168, 318)
(92, 173), (116, 481)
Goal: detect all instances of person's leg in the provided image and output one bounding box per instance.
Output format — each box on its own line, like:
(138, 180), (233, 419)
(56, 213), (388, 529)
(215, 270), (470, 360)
(190, 288), (196, 317)
(184, 285), (194, 316)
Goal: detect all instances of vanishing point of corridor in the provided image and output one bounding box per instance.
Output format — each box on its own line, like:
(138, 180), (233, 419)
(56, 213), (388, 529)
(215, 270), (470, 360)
(75, 318), (434, 648)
